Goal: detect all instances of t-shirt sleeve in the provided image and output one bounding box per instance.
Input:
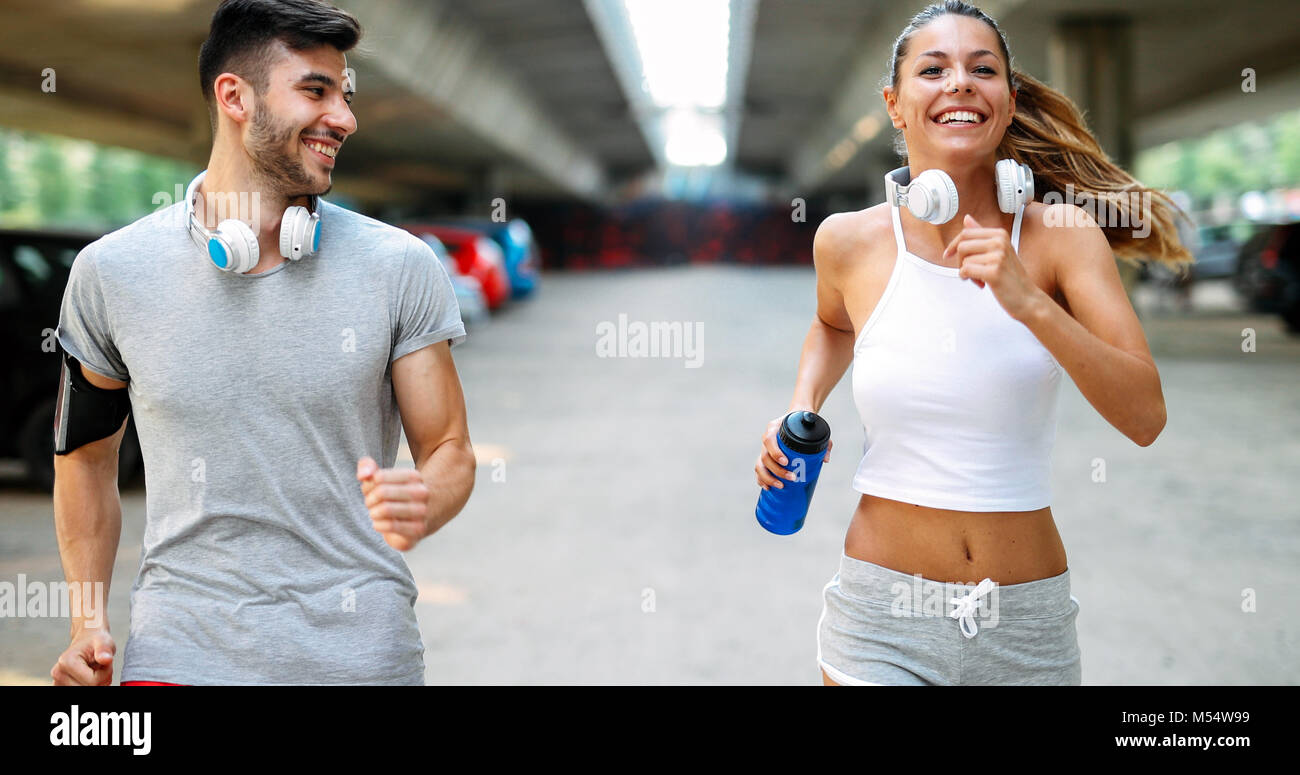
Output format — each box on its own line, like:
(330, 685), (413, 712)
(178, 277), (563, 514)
(55, 244), (129, 382)
(391, 234), (467, 363)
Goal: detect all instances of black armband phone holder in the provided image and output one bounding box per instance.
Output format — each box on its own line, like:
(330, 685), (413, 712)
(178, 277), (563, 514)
(53, 350), (130, 455)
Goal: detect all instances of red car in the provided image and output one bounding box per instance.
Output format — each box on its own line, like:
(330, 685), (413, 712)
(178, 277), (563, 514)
(402, 223), (511, 310)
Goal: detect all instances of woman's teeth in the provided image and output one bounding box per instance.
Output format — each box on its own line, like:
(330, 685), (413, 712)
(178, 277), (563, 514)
(935, 111), (985, 125)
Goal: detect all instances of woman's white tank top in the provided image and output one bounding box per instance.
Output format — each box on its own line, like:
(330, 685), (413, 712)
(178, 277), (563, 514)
(850, 202), (1062, 511)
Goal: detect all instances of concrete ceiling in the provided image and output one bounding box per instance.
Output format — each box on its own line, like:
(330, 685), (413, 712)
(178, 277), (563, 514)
(737, 0), (885, 179)
(444, 0), (653, 179)
(0, 0), (1296, 206)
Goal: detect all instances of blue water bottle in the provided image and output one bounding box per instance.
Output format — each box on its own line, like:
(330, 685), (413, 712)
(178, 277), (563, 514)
(755, 410), (831, 535)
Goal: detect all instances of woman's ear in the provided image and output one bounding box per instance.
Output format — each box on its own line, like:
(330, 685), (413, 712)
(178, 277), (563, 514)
(883, 86), (904, 129)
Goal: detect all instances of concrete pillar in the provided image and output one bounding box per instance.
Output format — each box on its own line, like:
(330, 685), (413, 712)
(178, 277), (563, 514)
(1048, 17), (1142, 303)
(467, 164), (512, 218)
(1049, 17), (1134, 167)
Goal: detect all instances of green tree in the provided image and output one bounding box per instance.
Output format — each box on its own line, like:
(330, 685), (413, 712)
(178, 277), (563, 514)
(1191, 133), (1240, 200)
(140, 157), (190, 219)
(0, 131), (17, 212)
(1274, 110), (1300, 187)
(88, 146), (127, 225)
(31, 137), (71, 222)
(1233, 122), (1273, 190)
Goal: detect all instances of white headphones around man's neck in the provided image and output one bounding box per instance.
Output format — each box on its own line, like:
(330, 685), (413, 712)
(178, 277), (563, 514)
(185, 170), (322, 274)
(884, 159), (1033, 224)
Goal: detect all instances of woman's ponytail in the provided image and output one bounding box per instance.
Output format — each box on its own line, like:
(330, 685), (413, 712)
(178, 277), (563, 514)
(998, 69), (1195, 275)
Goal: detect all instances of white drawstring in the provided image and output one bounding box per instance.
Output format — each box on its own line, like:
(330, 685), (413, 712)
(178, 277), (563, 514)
(949, 578), (998, 639)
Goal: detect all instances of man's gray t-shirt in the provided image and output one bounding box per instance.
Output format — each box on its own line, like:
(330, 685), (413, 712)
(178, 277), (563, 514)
(56, 199), (466, 685)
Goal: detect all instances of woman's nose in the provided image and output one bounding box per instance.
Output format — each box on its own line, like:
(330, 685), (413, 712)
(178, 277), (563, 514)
(945, 68), (973, 93)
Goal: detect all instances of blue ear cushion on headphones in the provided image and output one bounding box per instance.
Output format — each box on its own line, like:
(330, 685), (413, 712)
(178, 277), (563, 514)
(213, 219), (258, 273)
(208, 240), (230, 270)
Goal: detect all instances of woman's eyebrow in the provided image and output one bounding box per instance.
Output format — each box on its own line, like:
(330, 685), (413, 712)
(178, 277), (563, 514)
(917, 49), (998, 61)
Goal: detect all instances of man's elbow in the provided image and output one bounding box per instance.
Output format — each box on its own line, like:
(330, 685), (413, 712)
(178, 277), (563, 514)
(1134, 405), (1167, 447)
(429, 437), (477, 498)
(456, 439), (477, 495)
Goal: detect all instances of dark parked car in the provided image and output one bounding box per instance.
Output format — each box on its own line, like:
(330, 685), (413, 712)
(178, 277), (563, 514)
(1190, 225), (1242, 281)
(0, 228), (142, 489)
(1234, 222), (1300, 332)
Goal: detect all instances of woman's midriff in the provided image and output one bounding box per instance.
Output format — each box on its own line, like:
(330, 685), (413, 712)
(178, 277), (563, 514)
(844, 493), (1068, 585)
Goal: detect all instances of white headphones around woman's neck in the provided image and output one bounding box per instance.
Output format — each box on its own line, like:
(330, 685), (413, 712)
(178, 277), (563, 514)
(884, 159), (1033, 224)
(185, 170), (322, 274)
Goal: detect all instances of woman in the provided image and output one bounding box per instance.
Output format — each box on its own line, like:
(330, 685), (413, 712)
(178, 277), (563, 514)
(754, 0), (1193, 686)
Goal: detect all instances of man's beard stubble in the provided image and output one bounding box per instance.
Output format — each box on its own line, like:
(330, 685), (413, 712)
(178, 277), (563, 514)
(246, 102), (332, 199)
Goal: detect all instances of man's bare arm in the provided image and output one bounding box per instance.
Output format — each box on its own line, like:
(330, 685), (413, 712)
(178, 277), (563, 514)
(358, 341), (475, 551)
(50, 365), (126, 685)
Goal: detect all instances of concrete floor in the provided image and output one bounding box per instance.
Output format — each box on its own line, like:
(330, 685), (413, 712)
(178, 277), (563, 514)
(1, 267), (1297, 685)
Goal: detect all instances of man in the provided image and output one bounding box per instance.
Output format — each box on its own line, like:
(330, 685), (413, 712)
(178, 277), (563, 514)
(50, 0), (475, 686)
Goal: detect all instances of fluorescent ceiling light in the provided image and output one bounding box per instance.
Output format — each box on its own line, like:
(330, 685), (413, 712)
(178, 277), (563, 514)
(624, 0), (730, 109)
(623, 0), (730, 167)
(663, 109), (727, 167)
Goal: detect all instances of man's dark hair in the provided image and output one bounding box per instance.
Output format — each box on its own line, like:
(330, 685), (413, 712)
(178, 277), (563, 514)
(198, 0), (362, 134)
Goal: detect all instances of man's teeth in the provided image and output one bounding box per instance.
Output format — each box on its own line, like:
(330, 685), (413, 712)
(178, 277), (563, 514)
(303, 139), (337, 158)
(936, 111), (985, 124)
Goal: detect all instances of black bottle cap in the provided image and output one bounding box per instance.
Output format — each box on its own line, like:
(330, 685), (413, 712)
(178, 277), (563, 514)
(778, 411), (831, 454)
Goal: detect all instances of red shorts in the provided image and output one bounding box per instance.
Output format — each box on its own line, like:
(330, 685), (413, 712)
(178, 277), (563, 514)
(121, 681), (188, 686)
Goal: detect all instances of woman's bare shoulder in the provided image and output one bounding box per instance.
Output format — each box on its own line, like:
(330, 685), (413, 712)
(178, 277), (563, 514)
(1021, 200), (1104, 287)
(814, 204), (893, 272)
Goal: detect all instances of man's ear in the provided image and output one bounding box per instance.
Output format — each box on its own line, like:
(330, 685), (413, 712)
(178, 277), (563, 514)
(213, 72), (253, 127)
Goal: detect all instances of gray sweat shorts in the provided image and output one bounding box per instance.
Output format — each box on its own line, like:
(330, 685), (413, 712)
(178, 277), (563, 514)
(817, 553), (1082, 685)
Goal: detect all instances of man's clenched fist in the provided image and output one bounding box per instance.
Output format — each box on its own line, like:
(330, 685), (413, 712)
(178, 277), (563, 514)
(51, 628), (115, 686)
(357, 457), (429, 551)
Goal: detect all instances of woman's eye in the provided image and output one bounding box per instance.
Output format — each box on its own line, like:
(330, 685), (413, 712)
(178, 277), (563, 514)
(921, 66), (996, 75)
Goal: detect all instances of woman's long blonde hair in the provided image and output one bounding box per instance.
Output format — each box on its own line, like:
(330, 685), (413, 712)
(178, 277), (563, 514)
(888, 1), (1195, 275)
